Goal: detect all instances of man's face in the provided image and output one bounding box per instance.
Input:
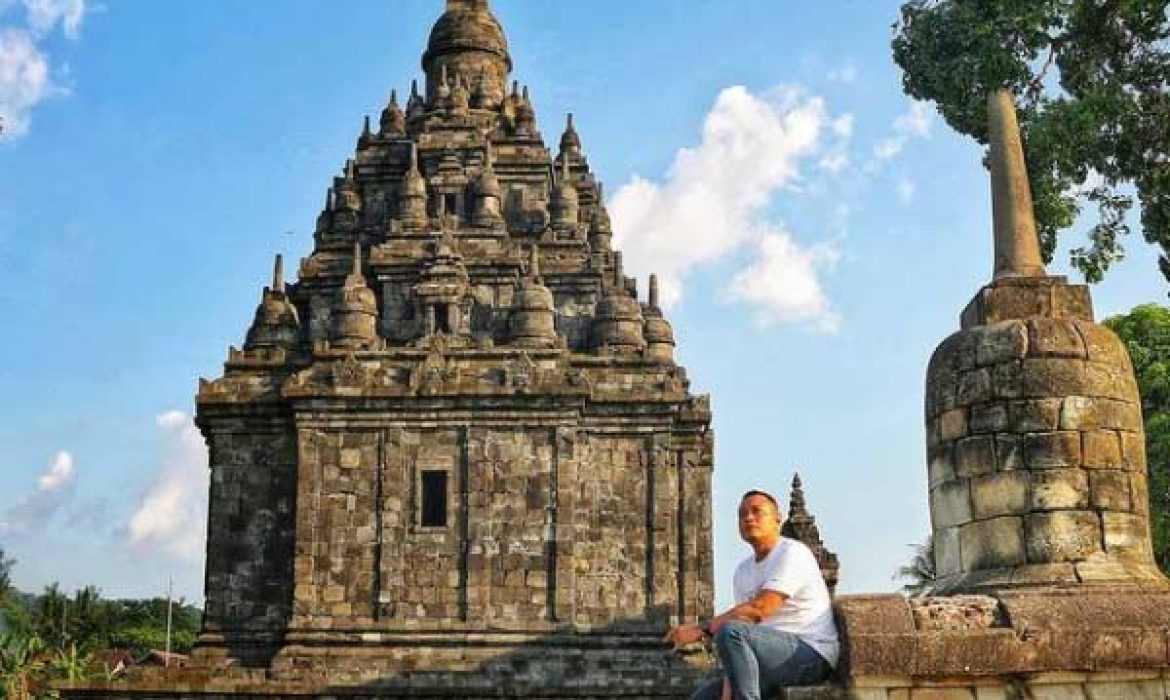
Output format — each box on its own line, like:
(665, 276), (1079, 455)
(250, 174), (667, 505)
(738, 493), (782, 544)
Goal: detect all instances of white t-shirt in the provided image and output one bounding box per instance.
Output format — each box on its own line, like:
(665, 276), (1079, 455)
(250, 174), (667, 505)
(732, 537), (839, 667)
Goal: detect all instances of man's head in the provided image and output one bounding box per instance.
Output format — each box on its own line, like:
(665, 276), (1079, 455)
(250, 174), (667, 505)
(738, 490), (783, 548)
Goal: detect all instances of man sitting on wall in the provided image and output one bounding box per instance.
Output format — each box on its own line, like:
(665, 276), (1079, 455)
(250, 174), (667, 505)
(666, 490), (838, 700)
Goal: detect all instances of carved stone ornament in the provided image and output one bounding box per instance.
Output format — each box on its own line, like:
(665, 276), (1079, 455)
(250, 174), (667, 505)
(331, 353), (369, 388)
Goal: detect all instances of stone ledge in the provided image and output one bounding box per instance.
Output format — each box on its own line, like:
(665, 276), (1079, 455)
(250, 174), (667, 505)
(836, 589), (1170, 680)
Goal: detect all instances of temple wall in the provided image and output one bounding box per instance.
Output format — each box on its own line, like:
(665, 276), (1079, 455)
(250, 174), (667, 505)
(201, 423), (297, 634)
(285, 420), (704, 634)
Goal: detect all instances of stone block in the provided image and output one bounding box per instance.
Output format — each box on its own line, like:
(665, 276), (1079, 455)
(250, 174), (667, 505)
(1082, 430), (1123, 469)
(1027, 684), (1087, 700)
(1060, 397), (1099, 431)
(1084, 679), (1164, 700)
(1119, 432), (1147, 471)
(1085, 361), (1140, 399)
(971, 471), (1029, 519)
(931, 481), (973, 529)
(1030, 469), (1089, 511)
(1020, 358), (1093, 398)
(935, 526), (962, 577)
(995, 434), (1024, 470)
(939, 409), (968, 442)
(1089, 471), (1131, 511)
(955, 436), (997, 478)
(960, 516), (1025, 570)
(1075, 553), (1135, 583)
(1095, 399), (1142, 431)
(974, 688), (1008, 700)
(1024, 432), (1082, 469)
(929, 444), (956, 489)
(1010, 399), (1062, 432)
(975, 321), (1030, 366)
(1102, 512), (1148, 558)
(1025, 511), (1101, 563)
(1008, 562), (1078, 586)
(991, 361), (1025, 399)
(1075, 321), (1130, 366)
(958, 369), (994, 406)
(1028, 318), (1088, 359)
(969, 404), (1009, 434)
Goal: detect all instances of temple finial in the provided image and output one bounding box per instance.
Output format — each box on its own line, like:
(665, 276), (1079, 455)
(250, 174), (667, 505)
(484, 139), (494, 170)
(530, 245), (541, 280)
(389, 89), (398, 106)
(410, 142), (419, 171)
(273, 254), (285, 293)
(411, 79), (419, 98)
(649, 274), (660, 309)
(352, 242), (362, 277)
(988, 89), (1046, 280)
(561, 153), (570, 182)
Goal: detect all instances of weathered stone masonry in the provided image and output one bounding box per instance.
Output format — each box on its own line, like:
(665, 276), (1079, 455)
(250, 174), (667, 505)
(183, 0), (717, 694)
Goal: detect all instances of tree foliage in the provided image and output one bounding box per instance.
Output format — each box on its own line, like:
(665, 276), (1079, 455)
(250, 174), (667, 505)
(0, 547), (14, 598)
(892, 0), (1170, 284)
(1104, 303), (1170, 573)
(893, 535), (937, 596)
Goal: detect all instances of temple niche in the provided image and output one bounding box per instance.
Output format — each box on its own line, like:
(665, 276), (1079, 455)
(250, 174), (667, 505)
(187, 0), (715, 694)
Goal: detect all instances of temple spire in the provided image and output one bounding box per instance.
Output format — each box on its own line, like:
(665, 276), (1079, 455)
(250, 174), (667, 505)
(649, 274), (660, 310)
(273, 254), (284, 294)
(988, 89), (1046, 280)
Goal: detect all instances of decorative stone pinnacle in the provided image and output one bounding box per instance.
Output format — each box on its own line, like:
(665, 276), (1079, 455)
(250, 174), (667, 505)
(409, 143), (420, 172)
(389, 89), (398, 106)
(529, 245), (541, 280)
(484, 140), (494, 170)
(789, 472), (806, 514)
(362, 115), (371, 135)
(411, 79), (419, 98)
(561, 154), (571, 183)
(273, 254), (284, 294)
(566, 113), (575, 132)
(351, 242), (362, 277)
(649, 274), (660, 309)
(325, 187), (334, 212)
(989, 89), (1046, 281)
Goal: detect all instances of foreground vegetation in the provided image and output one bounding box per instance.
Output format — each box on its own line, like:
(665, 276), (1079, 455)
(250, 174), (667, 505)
(0, 549), (201, 699)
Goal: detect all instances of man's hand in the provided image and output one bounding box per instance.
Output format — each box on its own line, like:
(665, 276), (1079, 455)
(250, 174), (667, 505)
(663, 623), (706, 650)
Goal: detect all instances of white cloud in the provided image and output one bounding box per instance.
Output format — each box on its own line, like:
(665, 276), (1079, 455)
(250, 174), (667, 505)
(0, 450), (77, 532)
(724, 230), (840, 331)
(0, 0), (85, 140)
(126, 411), (208, 562)
(21, 0), (84, 38)
(37, 450), (74, 491)
(610, 85), (841, 329)
(871, 101), (933, 162)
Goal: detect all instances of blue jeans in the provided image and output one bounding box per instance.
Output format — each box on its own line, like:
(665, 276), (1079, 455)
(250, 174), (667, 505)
(688, 621), (832, 700)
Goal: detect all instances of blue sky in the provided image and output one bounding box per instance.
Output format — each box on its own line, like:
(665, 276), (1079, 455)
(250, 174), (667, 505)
(0, 0), (1164, 608)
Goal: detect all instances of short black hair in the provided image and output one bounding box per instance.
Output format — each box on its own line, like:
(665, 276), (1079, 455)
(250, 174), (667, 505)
(740, 490), (780, 512)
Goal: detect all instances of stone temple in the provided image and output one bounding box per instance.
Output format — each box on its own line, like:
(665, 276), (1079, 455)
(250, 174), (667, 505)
(194, 0), (713, 694)
(63, 4), (1170, 700)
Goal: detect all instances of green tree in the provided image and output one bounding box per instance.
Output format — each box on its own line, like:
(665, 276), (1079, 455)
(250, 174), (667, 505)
(1105, 303), (1170, 572)
(892, 0), (1170, 284)
(0, 548), (14, 598)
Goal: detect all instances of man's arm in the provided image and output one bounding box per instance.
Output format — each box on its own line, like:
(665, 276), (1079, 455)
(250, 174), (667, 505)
(708, 589), (787, 634)
(664, 589), (788, 649)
